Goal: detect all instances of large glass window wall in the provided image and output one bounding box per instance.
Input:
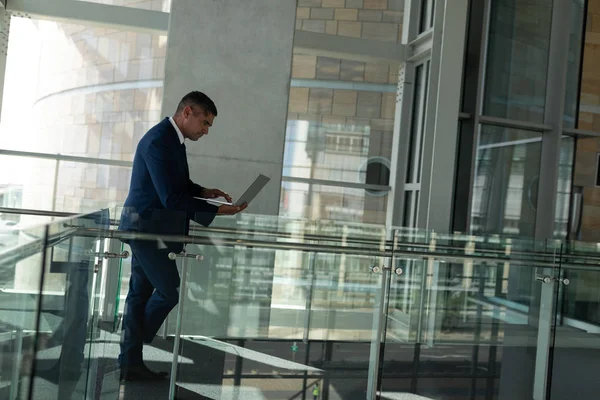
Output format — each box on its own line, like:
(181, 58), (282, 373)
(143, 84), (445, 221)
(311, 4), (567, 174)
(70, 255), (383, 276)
(0, 15), (165, 213)
(463, 0), (586, 241)
(483, 0), (553, 123)
(0, 2), (400, 226)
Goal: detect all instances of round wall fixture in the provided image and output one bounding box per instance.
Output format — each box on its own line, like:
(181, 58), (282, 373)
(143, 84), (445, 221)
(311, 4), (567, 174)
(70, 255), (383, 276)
(360, 156), (391, 197)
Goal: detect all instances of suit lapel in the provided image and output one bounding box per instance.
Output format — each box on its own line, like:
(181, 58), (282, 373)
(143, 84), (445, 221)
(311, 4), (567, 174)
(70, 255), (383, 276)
(162, 117), (190, 181)
(182, 143), (190, 181)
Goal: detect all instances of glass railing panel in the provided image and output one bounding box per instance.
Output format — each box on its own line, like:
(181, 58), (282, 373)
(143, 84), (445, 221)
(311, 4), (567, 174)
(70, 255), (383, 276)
(204, 214), (393, 250)
(393, 228), (561, 266)
(170, 213), (388, 400)
(114, 210), (188, 399)
(0, 220), (48, 400)
(0, 214), (54, 253)
(114, 210), (392, 325)
(27, 210), (110, 400)
(381, 231), (560, 400)
(549, 263), (600, 399)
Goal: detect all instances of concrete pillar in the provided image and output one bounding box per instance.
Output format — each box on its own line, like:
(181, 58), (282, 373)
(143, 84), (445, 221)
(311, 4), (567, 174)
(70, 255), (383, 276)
(161, 3), (296, 396)
(162, 0), (297, 216)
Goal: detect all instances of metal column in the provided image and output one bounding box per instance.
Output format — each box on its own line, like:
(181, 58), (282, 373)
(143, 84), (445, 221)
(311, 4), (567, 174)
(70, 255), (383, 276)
(532, 1), (573, 398)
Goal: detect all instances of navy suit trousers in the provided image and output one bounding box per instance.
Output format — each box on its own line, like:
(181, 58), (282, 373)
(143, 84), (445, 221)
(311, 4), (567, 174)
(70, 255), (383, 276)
(119, 239), (181, 366)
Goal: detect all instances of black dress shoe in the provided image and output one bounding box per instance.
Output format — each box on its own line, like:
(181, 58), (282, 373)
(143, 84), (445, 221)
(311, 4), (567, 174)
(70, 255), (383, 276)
(119, 365), (168, 382)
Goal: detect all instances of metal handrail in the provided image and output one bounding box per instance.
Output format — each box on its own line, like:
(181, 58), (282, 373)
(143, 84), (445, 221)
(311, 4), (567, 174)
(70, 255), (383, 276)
(3, 207), (600, 270)
(0, 206), (395, 247)
(0, 207), (76, 218)
(0, 207), (562, 259)
(69, 226), (565, 268)
(0, 227), (79, 266)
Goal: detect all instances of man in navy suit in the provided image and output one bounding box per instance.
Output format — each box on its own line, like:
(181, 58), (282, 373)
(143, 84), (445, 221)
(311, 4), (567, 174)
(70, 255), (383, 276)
(118, 91), (247, 381)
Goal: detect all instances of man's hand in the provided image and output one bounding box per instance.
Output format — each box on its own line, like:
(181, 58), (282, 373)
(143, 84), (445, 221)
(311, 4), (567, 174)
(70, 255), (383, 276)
(201, 188), (232, 203)
(218, 203), (248, 215)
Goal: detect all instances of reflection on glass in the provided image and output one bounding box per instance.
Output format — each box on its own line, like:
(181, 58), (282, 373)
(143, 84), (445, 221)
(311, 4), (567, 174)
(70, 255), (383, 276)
(382, 251), (550, 399)
(555, 136), (575, 239)
(0, 16), (166, 216)
(0, 17), (166, 160)
(470, 126), (543, 237)
(576, 1), (600, 132)
(0, 155), (133, 214)
(551, 266), (600, 398)
(283, 119), (392, 186)
(419, 0), (432, 33)
(175, 236), (384, 399)
(0, 222), (48, 399)
(56, 162), (131, 213)
(280, 181), (388, 225)
(483, 0), (553, 123)
(406, 62), (429, 184)
(0, 155), (57, 212)
(564, 0), (585, 128)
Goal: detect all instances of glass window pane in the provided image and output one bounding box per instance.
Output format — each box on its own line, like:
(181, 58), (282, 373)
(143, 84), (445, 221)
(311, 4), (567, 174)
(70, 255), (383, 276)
(286, 54), (396, 224)
(55, 162), (132, 213)
(576, 0), (600, 131)
(402, 191), (413, 227)
(283, 117), (393, 186)
(573, 137), (600, 242)
(0, 155), (56, 211)
(419, 0), (430, 33)
(564, 0), (586, 128)
(406, 63), (427, 184)
(554, 136), (575, 239)
(470, 125), (543, 237)
(483, 0), (553, 123)
(417, 61), (430, 183)
(406, 61), (430, 185)
(419, 0), (435, 33)
(280, 181), (388, 224)
(0, 17), (166, 161)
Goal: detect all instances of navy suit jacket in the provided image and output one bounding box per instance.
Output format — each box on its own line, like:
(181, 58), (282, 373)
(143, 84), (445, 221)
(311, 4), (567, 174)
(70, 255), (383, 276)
(119, 117), (218, 237)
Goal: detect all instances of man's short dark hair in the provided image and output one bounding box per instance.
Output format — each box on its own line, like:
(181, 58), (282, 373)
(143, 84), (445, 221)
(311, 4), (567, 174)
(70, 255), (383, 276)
(175, 91), (218, 116)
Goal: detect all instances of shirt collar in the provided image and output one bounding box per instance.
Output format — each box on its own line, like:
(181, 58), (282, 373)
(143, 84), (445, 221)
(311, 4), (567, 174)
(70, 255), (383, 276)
(169, 117), (185, 145)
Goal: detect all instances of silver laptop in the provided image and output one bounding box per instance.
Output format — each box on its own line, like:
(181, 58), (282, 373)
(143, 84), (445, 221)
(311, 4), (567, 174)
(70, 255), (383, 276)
(196, 174), (270, 206)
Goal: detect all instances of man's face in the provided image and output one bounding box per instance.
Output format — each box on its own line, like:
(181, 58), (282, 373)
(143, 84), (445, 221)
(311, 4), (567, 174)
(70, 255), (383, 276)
(181, 106), (215, 141)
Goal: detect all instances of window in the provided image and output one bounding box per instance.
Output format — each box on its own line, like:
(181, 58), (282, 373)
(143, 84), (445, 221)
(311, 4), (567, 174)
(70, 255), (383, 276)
(0, 17), (166, 213)
(470, 126), (543, 237)
(483, 0), (553, 123)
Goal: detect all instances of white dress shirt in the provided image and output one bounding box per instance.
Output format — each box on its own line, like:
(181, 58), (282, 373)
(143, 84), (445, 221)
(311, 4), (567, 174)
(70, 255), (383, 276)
(169, 117), (185, 144)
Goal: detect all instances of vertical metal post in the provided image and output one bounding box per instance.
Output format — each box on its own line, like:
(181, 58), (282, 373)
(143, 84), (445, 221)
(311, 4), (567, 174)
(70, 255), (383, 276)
(101, 238), (123, 328)
(534, 2), (572, 240)
(533, 269), (557, 400)
(302, 252), (317, 400)
(169, 256), (189, 400)
(10, 328), (22, 400)
(532, 0), (573, 398)
(162, 314), (170, 339)
(233, 339), (243, 387)
(419, 0), (470, 232)
(451, 0), (491, 232)
(366, 267), (389, 399)
(303, 252), (317, 344)
(470, 266), (485, 400)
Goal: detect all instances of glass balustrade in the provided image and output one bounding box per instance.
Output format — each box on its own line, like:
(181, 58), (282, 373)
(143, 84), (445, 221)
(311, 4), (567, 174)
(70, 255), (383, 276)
(0, 207), (598, 399)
